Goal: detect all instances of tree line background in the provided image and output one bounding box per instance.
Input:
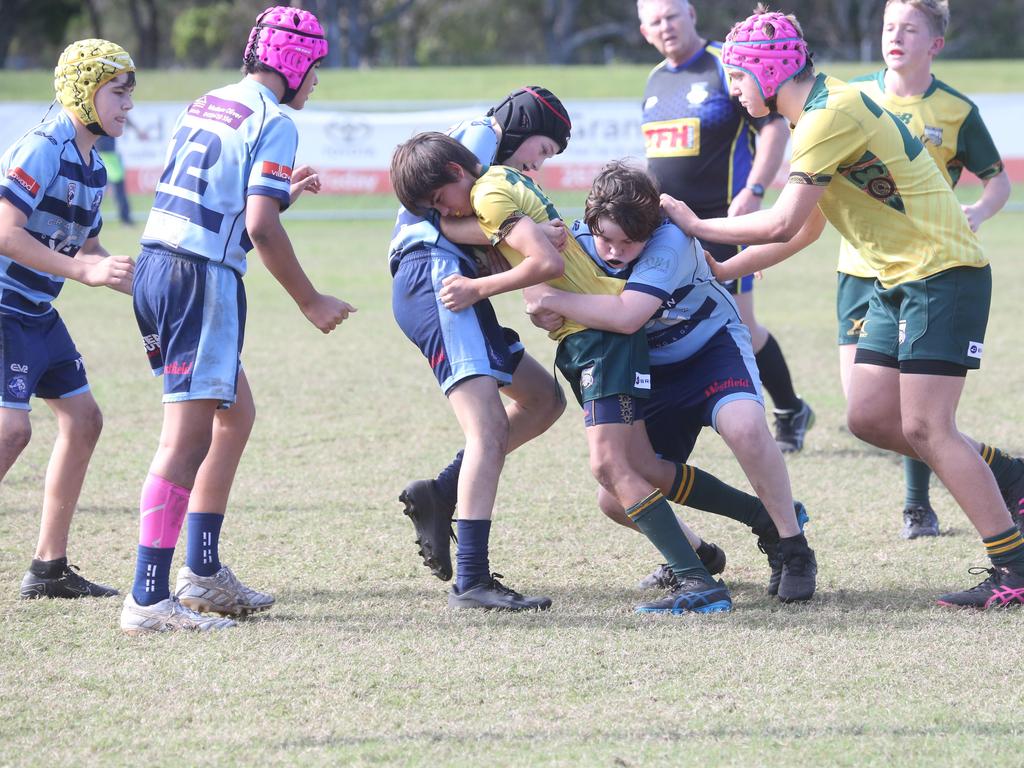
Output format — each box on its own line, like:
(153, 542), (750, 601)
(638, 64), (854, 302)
(2, 0), (1022, 70)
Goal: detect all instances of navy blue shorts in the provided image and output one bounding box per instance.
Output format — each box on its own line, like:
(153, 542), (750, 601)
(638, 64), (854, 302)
(392, 247), (523, 395)
(0, 310), (88, 410)
(133, 247), (246, 406)
(644, 324), (763, 462)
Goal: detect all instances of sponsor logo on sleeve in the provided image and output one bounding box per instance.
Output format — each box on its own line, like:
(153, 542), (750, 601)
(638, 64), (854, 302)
(968, 341), (983, 359)
(7, 167), (40, 196)
(261, 161), (292, 182)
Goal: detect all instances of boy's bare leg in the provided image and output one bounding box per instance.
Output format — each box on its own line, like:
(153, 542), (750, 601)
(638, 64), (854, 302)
(447, 376), (509, 520)
(188, 370), (256, 515)
(715, 399), (800, 537)
(500, 352), (564, 453)
(148, 400), (220, 488)
(0, 407), (32, 481)
(597, 486), (702, 549)
(35, 392), (103, 559)
(848, 363), (1013, 535)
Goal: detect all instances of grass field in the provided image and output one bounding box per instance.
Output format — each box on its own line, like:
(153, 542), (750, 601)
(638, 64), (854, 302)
(2, 195), (1024, 765)
(2, 60), (1024, 102)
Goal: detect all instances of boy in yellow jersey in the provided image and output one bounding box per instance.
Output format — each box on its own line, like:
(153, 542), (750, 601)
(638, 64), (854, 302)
(391, 132), (738, 614)
(837, 0), (1014, 540)
(661, 5), (1024, 609)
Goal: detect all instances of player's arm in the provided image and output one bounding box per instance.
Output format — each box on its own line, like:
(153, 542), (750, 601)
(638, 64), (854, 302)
(662, 178), (826, 247)
(962, 170), (1010, 232)
(729, 117), (788, 217)
(439, 216), (564, 311)
(246, 194), (356, 333)
(0, 198), (133, 289)
(524, 283), (660, 335)
(441, 215), (568, 251)
(706, 206), (827, 283)
(76, 236), (134, 295)
(289, 164), (322, 205)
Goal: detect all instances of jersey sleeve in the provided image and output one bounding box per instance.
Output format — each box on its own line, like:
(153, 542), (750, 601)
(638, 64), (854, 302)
(471, 174), (526, 248)
(451, 118), (500, 166)
(626, 223), (697, 300)
(0, 133), (61, 218)
(246, 113), (298, 210)
(788, 108), (864, 186)
(958, 105), (1004, 180)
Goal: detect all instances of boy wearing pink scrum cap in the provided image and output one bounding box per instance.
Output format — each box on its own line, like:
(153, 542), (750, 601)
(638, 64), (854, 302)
(661, 4), (1024, 609)
(121, 6), (355, 633)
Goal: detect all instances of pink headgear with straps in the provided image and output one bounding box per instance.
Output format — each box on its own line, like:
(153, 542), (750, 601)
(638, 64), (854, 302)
(722, 11), (809, 99)
(245, 6), (328, 103)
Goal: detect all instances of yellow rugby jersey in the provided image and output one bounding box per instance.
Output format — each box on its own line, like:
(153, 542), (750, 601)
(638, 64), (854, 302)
(790, 74), (986, 287)
(837, 70), (1003, 277)
(471, 165), (625, 341)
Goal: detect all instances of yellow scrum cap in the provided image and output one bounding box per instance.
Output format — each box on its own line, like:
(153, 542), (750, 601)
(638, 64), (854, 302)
(54, 39), (135, 135)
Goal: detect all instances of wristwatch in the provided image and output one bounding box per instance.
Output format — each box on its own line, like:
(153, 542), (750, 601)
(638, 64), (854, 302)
(746, 182), (765, 197)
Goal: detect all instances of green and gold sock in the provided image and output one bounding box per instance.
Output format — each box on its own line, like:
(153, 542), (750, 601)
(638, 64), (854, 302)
(979, 444), (1023, 491)
(667, 463), (763, 528)
(984, 526), (1024, 574)
(627, 489), (710, 583)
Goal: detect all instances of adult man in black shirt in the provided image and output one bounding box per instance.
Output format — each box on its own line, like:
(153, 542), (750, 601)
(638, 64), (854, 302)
(638, 0), (814, 451)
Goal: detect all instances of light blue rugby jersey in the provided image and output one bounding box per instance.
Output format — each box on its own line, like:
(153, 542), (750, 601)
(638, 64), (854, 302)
(572, 219), (742, 366)
(0, 111), (105, 316)
(141, 79), (296, 275)
(388, 117), (500, 274)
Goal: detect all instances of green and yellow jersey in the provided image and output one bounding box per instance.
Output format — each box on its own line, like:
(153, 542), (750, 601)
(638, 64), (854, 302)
(837, 70), (1003, 278)
(470, 164), (624, 341)
(789, 74), (986, 287)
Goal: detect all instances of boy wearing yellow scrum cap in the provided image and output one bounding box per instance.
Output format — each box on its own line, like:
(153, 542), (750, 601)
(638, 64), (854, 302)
(0, 39), (136, 600)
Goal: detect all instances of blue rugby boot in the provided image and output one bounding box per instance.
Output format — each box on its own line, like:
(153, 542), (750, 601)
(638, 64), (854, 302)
(635, 575), (732, 614)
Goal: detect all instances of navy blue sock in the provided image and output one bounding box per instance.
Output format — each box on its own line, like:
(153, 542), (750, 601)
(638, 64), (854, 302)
(434, 450), (464, 510)
(185, 512), (223, 577)
(455, 518), (491, 592)
(131, 545), (175, 606)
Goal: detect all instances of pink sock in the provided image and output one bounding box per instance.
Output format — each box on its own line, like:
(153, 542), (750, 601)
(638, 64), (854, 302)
(139, 473), (190, 549)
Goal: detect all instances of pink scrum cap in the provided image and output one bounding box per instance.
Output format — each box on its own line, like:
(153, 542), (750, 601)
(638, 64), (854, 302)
(244, 6), (328, 104)
(721, 11), (809, 99)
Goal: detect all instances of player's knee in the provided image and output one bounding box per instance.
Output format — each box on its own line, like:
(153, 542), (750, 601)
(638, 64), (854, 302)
(846, 406), (883, 444)
(719, 414), (767, 450)
(1, 419), (32, 459)
(542, 384), (567, 427)
(901, 415), (940, 455)
(468, 412), (509, 459)
(71, 403), (104, 448)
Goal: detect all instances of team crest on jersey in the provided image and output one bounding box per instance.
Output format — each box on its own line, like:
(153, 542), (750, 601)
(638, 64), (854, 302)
(644, 96), (659, 111)
(7, 167), (40, 196)
(923, 125), (943, 147)
(66, 182), (77, 206)
(261, 161), (292, 182)
(687, 82), (710, 105)
(838, 151), (906, 214)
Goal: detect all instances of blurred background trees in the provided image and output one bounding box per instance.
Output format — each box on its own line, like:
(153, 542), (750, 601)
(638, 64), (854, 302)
(3, 0), (1022, 69)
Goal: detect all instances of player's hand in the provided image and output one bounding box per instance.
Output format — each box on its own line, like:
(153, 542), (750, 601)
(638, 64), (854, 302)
(290, 165), (322, 203)
(475, 246), (511, 276)
(539, 219), (568, 251)
(522, 283), (556, 315)
(660, 193), (700, 234)
(528, 308), (564, 333)
(301, 292), (356, 334)
(704, 249), (738, 283)
(81, 254), (134, 289)
(961, 203), (983, 233)
(439, 274), (482, 312)
(727, 187), (763, 217)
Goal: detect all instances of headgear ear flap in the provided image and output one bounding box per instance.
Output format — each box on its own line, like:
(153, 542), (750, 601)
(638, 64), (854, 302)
(244, 5), (328, 104)
(489, 86), (572, 164)
(54, 39), (135, 136)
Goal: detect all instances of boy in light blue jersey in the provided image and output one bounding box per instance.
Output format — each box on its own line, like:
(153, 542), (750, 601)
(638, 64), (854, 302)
(121, 6), (355, 634)
(389, 87), (572, 609)
(525, 161), (816, 602)
(1, 39), (136, 601)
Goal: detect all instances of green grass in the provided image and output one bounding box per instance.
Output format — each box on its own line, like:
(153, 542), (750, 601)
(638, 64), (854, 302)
(2, 60), (1023, 101)
(3, 209), (1024, 765)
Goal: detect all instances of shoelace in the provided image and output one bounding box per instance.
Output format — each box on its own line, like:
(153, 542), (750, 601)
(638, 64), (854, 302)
(906, 507), (931, 526)
(61, 563), (91, 587)
(963, 566), (1000, 592)
(487, 573), (524, 599)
